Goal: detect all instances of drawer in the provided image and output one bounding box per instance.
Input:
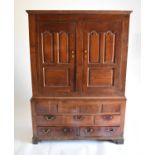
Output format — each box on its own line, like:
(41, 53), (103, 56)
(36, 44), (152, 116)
(80, 126), (119, 137)
(36, 100), (58, 115)
(37, 115), (93, 126)
(38, 127), (77, 138)
(79, 103), (101, 113)
(102, 103), (121, 113)
(94, 115), (121, 126)
(58, 102), (77, 113)
(58, 99), (101, 113)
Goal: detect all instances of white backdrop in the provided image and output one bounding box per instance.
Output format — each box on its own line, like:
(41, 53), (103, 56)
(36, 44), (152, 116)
(14, 0), (141, 155)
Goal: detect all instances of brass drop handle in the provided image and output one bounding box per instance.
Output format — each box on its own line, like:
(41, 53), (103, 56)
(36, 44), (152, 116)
(103, 115), (113, 120)
(85, 128), (94, 133)
(43, 128), (50, 134)
(84, 50), (87, 54)
(71, 51), (75, 58)
(44, 115), (56, 120)
(84, 50), (87, 59)
(73, 115), (84, 121)
(104, 128), (114, 133)
(63, 128), (72, 133)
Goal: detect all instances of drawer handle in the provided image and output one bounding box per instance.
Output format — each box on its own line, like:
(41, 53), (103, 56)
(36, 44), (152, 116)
(73, 115), (84, 121)
(42, 128), (50, 134)
(63, 128), (72, 133)
(85, 128), (94, 133)
(84, 50), (87, 54)
(104, 128), (114, 133)
(71, 51), (75, 59)
(44, 115), (56, 120)
(103, 115), (113, 120)
(84, 50), (87, 59)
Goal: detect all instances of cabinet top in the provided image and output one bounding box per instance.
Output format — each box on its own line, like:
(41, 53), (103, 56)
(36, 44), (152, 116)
(26, 10), (132, 15)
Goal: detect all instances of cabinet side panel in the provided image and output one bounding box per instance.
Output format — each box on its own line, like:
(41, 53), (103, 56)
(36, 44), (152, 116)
(28, 14), (39, 96)
(119, 15), (130, 92)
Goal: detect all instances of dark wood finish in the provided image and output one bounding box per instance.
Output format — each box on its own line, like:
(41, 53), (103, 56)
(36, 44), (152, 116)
(94, 115), (120, 126)
(37, 115), (94, 126)
(27, 10), (131, 144)
(80, 126), (120, 137)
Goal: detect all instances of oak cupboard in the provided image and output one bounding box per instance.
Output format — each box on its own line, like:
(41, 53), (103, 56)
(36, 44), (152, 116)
(26, 10), (132, 144)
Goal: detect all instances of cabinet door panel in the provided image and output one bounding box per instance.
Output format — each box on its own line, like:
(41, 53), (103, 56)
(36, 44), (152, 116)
(82, 21), (122, 93)
(37, 22), (76, 94)
(89, 68), (114, 86)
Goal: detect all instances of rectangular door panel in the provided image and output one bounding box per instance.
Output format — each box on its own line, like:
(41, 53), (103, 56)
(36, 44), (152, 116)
(82, 21), (122, 93)
(37, 21), (76, 95)
(89, 68), (114, 86)
(43, 67), (70, 86)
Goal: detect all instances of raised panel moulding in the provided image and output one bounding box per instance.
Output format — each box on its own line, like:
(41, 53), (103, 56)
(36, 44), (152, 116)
(59, 31), (69, 63)
(41, 31), (54, 63)
(104, 31), (116, 63)
(88, 30), (116, 64)
(88, 68), (114, 87)
(43, 67), (70, 87)
(54, 32), (59, 64)
(89, 31), (100, 63)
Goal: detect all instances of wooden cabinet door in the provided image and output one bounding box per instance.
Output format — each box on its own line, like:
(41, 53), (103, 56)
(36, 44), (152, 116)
(81, 20), (123, 94)
(37, 21), (76, 95)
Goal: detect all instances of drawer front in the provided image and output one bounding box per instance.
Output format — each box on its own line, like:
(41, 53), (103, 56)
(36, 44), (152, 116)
(79, 104), (101, 113)
(102, 103), (121, 113)
(36, 100), (58, 115)
(58, 99), (101, 113)
(94, 115), (120, 126)
(38, 127), (53, 138)
(38, 127), (77, 138)
(58, 102), (77, 113)
(80, 126), (119, 137)
(37, 115), (93, 126)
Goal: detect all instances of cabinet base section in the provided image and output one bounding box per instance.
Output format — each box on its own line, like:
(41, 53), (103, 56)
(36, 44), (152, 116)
(111, 138), (124, 144)
(32, 136), (124, 145)
(32, 136), (39, 144)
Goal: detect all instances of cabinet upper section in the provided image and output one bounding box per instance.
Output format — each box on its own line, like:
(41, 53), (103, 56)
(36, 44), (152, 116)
(27, 10), (131, 97)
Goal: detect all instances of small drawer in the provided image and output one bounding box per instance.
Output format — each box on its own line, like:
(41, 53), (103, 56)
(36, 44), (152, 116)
(36, 100), (58, 115)
(94, 115), (121, 126)
(79, 104), (101, 113)
(58, 102), (77, 113)
(80, 126), (119, 137)
(102, 103), (121, 113)
(37, 115), (94, 126)
(58, 99), (101, 113)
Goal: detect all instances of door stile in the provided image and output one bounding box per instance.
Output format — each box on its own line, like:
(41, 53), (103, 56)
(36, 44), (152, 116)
(76, 21), (83, 93)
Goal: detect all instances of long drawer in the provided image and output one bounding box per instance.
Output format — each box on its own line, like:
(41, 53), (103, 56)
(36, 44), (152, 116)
(37, 115), (94, 126)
